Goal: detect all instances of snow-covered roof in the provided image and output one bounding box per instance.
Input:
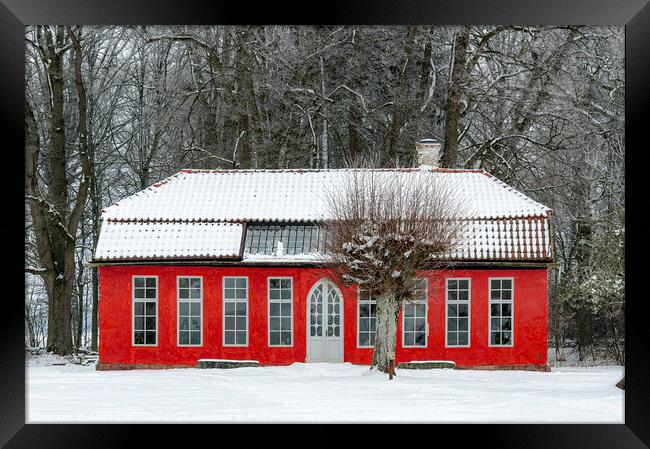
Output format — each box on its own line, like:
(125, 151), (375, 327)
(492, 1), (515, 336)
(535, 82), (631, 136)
(445, 217), (551, 261)
(94, 222), (243, 261)
(93, 168), (553, 263)
(102, 168), (550, 223)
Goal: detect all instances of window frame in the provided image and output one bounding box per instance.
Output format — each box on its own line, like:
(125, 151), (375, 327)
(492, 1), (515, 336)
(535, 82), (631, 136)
(357, 288), (377, 348)
(488, 277), (515, 348)
(445, 277), (472, 348)
(176, 276), (204, 347)
(267, 276), (294, 347)
(244, 223), (325, 256)
(132, 275), (159, 347)
(402, 278), (429, 348)
(222, 275), (249, 347)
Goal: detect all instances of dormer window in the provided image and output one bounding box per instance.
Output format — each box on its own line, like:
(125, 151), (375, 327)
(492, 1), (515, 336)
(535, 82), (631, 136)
(244, 223), (327, 256)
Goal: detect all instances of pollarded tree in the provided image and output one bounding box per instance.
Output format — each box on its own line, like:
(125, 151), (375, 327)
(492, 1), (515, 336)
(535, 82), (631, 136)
(324, 170), (465, 376)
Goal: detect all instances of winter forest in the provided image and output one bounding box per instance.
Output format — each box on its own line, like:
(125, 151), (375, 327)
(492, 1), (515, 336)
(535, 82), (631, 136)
(24, 25), (624, 364)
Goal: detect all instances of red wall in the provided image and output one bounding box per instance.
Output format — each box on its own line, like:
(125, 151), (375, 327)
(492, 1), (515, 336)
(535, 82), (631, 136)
(99, 265), (548, 367)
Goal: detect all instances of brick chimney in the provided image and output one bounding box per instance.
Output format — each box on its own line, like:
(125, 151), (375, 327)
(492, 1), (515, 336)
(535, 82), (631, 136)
(415, 138), (442, 167)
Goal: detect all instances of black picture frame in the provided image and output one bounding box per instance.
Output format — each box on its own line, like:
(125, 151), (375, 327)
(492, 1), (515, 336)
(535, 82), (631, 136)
(4, 0), (648, 446)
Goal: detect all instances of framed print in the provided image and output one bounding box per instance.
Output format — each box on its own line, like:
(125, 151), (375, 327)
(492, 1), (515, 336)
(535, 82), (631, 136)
(5, 0), (649, 446)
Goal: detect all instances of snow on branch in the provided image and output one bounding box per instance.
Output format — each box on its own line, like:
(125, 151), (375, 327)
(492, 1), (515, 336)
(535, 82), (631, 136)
(25, 194), (75, 242)
(25, 266), (48, 275)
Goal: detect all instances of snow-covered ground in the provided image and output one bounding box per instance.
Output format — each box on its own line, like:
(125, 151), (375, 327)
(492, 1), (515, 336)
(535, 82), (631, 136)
(26, 355), (623, 423)
(547, 345), (622, 367)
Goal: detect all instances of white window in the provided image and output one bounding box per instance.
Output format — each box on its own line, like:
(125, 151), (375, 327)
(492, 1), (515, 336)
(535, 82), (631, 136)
(133, 276), (157, 346)
(403, 279), (428, 347)
(357, 289), (376, 347)
(446, 278), (471, 347)
(223, 277), (248, 346)
(268, 277), (293, 346)
(489, 278), (513, 346)
(177, 276), (202, 346)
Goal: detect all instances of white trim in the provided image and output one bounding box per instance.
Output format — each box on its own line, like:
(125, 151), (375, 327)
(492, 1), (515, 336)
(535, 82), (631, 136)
(176, 276), (204, 347)
(402, 278), (429, 348)
(222, 275), (249, 347)
(132, 275), (159, 347)
(488, 277), (515, 348)
(267, 276), (294, 347)
(305, 278), (344, 362)
(445, 277), (472, 348)
(356, 287), (376, 348)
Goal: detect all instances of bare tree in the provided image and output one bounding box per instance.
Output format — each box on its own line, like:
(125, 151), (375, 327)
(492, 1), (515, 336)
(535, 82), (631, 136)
(323, 171), (465, 376)
(25, 26), (92, 355)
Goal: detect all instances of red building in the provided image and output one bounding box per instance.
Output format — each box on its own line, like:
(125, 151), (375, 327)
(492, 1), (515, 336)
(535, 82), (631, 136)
(93, 142), (553, 370)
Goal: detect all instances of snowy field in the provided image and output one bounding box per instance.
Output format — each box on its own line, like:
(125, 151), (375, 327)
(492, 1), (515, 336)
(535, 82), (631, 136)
(26, 355), (624, 423)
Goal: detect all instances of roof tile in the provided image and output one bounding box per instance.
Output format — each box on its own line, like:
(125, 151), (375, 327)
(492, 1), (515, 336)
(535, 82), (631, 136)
(95, 168), (553, 263)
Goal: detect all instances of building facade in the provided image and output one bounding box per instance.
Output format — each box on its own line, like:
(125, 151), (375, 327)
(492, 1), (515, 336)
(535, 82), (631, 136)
(93, 162), (553, 370)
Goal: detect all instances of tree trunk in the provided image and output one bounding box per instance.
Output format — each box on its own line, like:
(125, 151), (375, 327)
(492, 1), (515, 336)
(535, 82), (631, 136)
(233, 27), (260, 169)
(371, 292), (400, 375)
(76, 273), (84, 348)
(609, 307), (623, 365)
(186, 42), (220, 163)
(441, 26), (470, 168)
(89, 124), (101, 352)
(75, 224), (85, 348)
(416, 32), (433, 103)
(42, 26), (74, 355)
(25, 291), (37, 347)
(319, 55), (329, 169)
(47, 274), (73, 354)
(137, 48), (150, 190)
(347, 102), (360, 165)
(574, 218), (592, 363)
(346, 27), (361, 166)
(385, 27), (417, 166)
(91, 269), (99, 351)
(26, 26), (92, 356)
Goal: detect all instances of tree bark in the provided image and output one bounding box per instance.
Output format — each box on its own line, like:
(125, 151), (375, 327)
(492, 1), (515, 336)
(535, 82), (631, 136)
(319, 55), (329, 169)
(416, 29), (433, 104)
(385, 27), (417, 166)
(441, 26), (470, 168)
(75, 244), (84, 348)
(346, 27), (361, 166)
(371, 292), (400, 375)
(90, 267), (99, 351)
(75, 218), (87, 348)
(186, 42), (220, 164)
(233, 27), (260, 169)
(89, 120), (101, 352)
(39, 26), (74, 355)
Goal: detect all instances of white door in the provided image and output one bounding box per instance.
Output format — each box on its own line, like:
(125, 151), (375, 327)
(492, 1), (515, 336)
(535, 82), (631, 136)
(307, 281), (343, 362)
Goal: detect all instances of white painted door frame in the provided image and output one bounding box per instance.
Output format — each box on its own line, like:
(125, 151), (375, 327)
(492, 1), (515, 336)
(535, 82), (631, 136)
(306, 279), (344, 362)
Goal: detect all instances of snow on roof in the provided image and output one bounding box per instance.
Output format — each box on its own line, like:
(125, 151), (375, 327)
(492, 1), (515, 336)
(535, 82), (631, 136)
(101, 168), (551, 223)
(445, 217), (551, 261)
(94, 168), (553, 263)
(94, 221), (242, 261)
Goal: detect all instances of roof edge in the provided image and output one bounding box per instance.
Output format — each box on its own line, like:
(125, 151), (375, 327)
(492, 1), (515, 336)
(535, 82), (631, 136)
(103, 215), (551, 224)
(178, 167), (488, 174)
(87, 259), (555, 268)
